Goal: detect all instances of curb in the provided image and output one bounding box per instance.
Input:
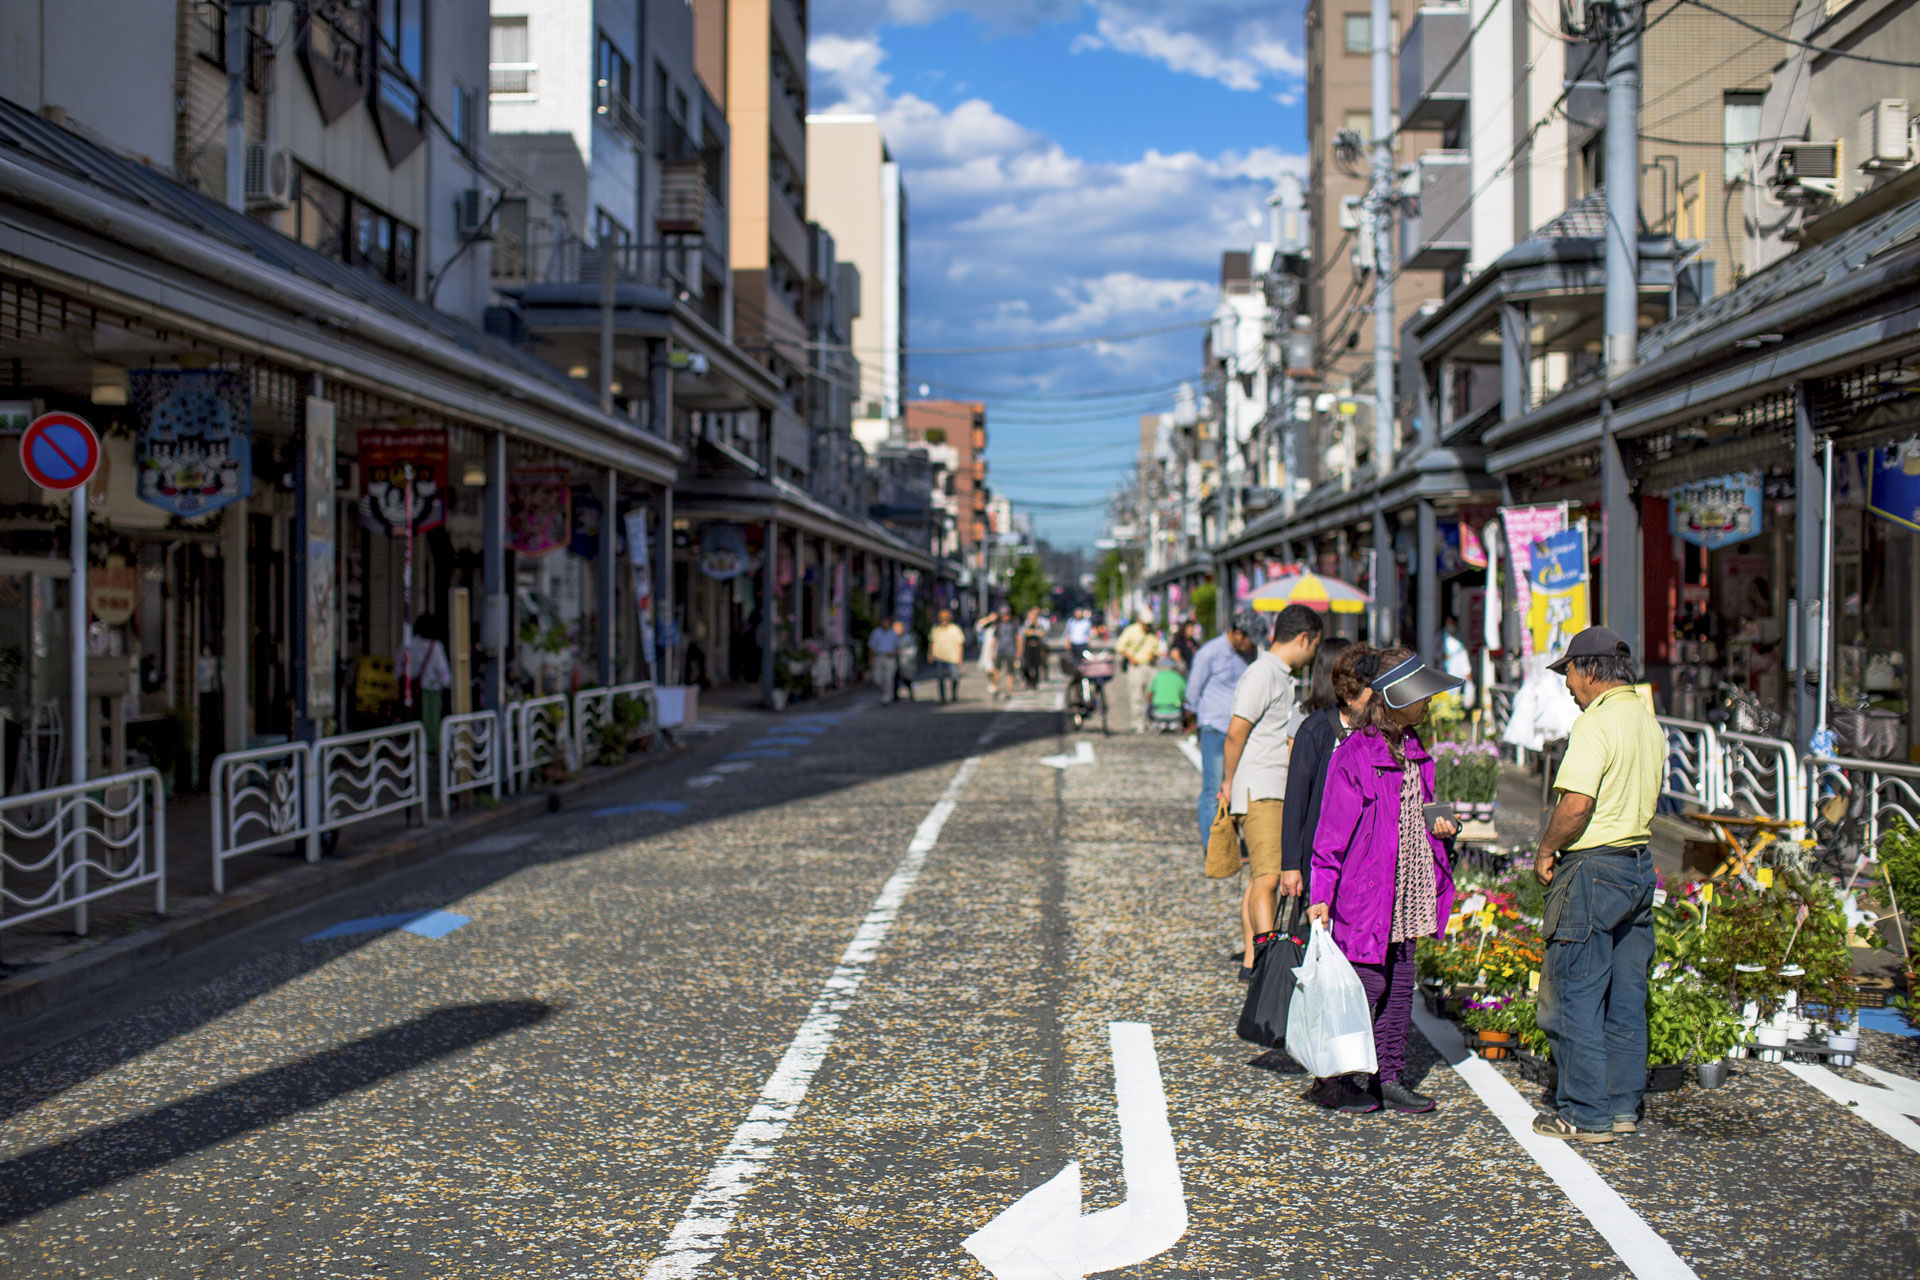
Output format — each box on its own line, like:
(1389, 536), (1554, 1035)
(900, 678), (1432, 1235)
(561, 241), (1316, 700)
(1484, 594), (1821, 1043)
(0, 741), (686, 1029)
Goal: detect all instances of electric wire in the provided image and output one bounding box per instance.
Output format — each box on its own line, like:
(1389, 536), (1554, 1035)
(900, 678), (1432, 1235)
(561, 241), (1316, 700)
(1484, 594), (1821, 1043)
(1680, 0), (1920, 67)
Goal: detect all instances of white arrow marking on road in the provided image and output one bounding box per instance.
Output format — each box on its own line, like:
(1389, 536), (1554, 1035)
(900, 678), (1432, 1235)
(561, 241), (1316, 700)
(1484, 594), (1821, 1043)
(1783, 1060), (1920, 1155)
(1039, 741), (1096, 771)
(963, 1021), (1187, 1279)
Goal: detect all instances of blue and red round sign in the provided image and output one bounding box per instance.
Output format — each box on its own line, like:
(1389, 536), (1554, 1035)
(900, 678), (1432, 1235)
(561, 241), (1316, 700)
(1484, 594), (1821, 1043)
(20, 412), (100, 491)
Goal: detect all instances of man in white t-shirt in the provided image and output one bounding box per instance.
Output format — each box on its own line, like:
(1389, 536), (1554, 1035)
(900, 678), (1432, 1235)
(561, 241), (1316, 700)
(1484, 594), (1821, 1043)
(1218, 603), (1324, 972)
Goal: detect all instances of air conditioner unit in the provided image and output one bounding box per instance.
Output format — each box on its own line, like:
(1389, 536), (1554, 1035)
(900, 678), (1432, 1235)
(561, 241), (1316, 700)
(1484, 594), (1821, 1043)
(1857, 99), (1911, 171)
(243, 141), (293, 211)
(1771, 142), (1839, 202)
(455, 188), (493, 239)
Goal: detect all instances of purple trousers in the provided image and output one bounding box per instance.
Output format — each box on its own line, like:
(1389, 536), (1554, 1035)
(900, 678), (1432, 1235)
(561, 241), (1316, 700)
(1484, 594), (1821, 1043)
(1350, 938), (1416, 1082)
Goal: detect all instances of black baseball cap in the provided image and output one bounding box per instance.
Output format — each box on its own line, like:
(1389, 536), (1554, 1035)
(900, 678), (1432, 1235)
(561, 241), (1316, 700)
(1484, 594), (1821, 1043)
(1370, 654), (1466, 709)
(1546, 625), (1631, 675)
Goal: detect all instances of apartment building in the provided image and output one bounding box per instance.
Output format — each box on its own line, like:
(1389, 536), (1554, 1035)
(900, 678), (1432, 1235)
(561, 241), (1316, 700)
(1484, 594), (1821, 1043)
(905, 400), (988, 573)
(806, 114), (908, 449)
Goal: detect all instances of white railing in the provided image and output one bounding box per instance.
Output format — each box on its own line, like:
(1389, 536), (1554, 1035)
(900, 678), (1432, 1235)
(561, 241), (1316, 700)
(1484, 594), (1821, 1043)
(1486, 682), (1520, 760)
(507, 694), (574, 791)
(212, 742), (317, 891)
(440, 710), (503, 818)
(1719, 731), (1804, 823)
(315, 724), (429, 835)
(1805, 755), (1920, 852)
(1, 767), (165, 934)
(572, 681), (656, 767)
(1657, 716), (1722, 811)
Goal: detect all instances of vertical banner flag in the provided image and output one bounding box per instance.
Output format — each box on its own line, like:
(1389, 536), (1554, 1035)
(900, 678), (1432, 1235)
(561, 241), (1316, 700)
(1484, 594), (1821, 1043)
(1500, 504), (1568, 656)
(1868, 444), (1920, 531)
(1669, 471), (1763, 548)
(359, 427), (448, 535)
(305, 397), (338, 719)
(1526, 526), (1591, 663)
(625, 507), (656, 676)
(830, 559), (848, 645)
(508, 465), (571, 557)
(132, 368), (252, 516)
(894, 571), (917, 624)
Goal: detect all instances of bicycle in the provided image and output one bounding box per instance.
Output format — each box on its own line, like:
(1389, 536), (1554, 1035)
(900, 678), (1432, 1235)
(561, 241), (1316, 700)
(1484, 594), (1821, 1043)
(1066, 646), (1114, 735)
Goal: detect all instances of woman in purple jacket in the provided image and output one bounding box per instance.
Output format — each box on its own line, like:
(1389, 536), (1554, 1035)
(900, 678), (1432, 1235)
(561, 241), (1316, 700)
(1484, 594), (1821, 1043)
(1305, 648), (1463, 1115)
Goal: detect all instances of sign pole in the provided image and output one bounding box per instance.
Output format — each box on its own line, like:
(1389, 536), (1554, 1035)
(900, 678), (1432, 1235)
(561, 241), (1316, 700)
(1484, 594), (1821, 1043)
(70, 479), (88, 933)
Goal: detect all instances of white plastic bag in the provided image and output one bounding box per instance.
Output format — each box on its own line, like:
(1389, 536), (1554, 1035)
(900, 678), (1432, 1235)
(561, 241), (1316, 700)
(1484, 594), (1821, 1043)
(1284, 921), (1378, 1078)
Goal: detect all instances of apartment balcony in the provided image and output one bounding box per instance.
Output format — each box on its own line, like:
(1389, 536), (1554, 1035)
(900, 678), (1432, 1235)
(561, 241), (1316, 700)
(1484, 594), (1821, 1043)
(1399, 6), (1471, 132)
(1401, 150), (1471, 271)
(595, 80), (645, 144)
(659, 157), (708, 234)
(490, 63), (537, 99)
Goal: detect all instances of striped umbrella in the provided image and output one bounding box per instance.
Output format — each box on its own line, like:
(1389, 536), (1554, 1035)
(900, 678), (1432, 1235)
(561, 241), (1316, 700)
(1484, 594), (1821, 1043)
(1248, 570), (1371, 614)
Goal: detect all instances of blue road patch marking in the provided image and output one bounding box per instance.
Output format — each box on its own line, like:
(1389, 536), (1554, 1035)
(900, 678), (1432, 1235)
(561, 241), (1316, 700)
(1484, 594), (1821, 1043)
(305, 909), (471, 942)
(750, 737), (812, 748)
(1858, 1008), (1920, 1038)
(594, 800), (690, 817)
(725, 748), (790, 760)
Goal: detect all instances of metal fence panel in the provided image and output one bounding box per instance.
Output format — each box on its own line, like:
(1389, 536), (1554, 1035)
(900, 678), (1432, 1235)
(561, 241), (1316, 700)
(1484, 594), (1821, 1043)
(1718, 731), (1803, 823)
(573, 681), (656, 766)
(509, 695), (573, 792)
(0, 767), (165, 935)
(1657, 716), (1722, 811)
(1805, 754), (1920, 853)
(212, 742), (316, 892)
(439, 711), (503, 819)
(315, 724), (428, 834)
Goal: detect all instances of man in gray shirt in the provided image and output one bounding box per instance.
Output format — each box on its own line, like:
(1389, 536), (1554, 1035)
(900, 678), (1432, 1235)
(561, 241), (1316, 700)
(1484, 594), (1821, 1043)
(1219, 603), (1323, 972)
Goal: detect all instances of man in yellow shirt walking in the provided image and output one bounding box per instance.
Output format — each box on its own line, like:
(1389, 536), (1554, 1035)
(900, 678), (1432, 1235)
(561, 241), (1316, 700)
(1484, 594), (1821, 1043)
(928, 610), (967, 704)
(1114, 612), (1163, 733)
(1530, 626), (1666, 1145)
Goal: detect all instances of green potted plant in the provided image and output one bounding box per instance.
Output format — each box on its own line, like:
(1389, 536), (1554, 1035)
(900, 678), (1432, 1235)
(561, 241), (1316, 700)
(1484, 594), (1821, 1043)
(1459, 994), (1524, 1059)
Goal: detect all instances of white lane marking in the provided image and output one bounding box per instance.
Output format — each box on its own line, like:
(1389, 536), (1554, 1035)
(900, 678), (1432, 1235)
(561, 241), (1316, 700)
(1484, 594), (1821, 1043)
(1039, 742), (1096, 771)
(642, 747), (987, 1278)
(685, 775), (723, 789)
(1410, 1005), (1700, 1280)
(964, 1022), (1187, 1279)
(1175, 737), (1202, 773)
(1783, 1060), (1920, 1155)
(710, 762), (756, 775)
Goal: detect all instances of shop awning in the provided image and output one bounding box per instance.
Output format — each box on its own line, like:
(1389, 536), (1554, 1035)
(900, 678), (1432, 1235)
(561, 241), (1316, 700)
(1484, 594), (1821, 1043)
(674, 442), (936, 571)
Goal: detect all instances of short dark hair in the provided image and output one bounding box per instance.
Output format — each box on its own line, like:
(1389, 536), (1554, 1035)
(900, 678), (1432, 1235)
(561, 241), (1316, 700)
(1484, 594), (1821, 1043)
(1272, 603), (1324, 644)
(1568, 653), (1636, 686)
(1305, 636), (1353, 712)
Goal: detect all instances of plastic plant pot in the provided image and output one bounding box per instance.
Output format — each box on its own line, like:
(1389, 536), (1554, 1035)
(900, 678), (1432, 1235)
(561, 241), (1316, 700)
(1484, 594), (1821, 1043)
(1827, 1032), (1860, 1067)
(1646, 1062), (1689, 1092)
(1696, 1059), (1731, 1089)
(1755, 1024), (1790, 1063)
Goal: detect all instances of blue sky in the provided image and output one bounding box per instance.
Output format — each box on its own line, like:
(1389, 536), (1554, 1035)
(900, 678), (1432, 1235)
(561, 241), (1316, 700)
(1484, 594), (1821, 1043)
(809, 1), (1309, 548)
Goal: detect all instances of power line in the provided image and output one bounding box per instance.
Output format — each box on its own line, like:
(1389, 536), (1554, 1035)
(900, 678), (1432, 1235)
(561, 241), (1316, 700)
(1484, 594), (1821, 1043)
(1681, 0), (1920, 66)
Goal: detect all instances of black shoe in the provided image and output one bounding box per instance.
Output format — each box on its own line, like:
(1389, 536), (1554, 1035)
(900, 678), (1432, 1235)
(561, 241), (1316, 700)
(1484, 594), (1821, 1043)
(1306, 1075), (1380, 1114)
(1377, 1077), (1436, 1114)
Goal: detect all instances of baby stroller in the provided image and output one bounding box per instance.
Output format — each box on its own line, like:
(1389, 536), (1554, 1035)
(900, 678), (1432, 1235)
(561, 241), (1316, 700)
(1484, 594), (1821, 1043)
(1020, 630), (1047, 689)
(1066, 646), (1117, 734)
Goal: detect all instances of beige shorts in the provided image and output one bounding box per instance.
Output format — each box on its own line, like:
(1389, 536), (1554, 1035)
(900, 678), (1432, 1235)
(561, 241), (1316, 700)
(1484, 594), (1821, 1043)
(1239, 799), (1285, 880)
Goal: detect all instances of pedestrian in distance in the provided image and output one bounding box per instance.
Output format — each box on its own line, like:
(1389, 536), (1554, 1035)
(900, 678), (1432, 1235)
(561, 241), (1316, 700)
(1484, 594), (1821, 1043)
(1279, 639), (1372, 902)
(868, 618), (900, 704)
(892, 619), (918, 702)
(1219, 603), (1324, 976)
(1064, 608), (1093, 649)
(928, 609), (966, 703)
(1115, 611), (1163, 733)
(1185, 610), (1263, 857)
(976, 610), (1000, 694)
(993, 609), (1020, 698)
(1530, 626), (1665, 1145)
(1306, 647), (1463, 1115)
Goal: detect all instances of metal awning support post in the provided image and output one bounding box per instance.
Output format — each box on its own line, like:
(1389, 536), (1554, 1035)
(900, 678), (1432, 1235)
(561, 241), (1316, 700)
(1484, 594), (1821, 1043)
(761, 518), (779, 707)
(1417, 499), (1440, 666)
(1792, 383), (1824, 753)
(484, 429), (507, 711)
(599, 466), (617, 685)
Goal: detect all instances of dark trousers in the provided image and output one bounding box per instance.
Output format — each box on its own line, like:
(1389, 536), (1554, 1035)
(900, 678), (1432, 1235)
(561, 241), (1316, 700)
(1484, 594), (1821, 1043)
(1351, 938), (1416, 1082)
(1536, 847), (1657, 1131)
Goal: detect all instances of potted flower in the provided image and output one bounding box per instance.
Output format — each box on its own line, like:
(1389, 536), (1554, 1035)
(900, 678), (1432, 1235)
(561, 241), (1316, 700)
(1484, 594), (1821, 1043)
(1460, 994), (1527, 1059)
(1432, 741), (1501, 824)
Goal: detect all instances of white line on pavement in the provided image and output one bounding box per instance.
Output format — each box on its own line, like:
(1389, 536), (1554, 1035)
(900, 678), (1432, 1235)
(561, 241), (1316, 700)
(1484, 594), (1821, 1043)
(1410, 1005), (1701, 1280)
(1782, 1060), (1920, 1155)
(1175, 738), (1201, 773)
(642, 743), (988, 1279)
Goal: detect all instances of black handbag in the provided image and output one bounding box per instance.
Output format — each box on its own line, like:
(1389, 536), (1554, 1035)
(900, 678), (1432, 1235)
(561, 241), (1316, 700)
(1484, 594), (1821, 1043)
(1237, 895), (1311, 1047)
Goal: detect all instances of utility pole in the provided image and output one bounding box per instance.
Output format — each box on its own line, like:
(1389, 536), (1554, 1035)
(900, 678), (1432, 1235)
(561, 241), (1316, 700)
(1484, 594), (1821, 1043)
(1599, 0), (1644, 653)
(224, 1), (248, 212)
(1369, 0), (1396, 480)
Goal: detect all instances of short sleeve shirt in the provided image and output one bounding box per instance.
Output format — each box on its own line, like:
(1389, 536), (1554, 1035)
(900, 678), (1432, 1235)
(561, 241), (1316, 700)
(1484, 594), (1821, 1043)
(1227, 650), (1300, 814)
(1552, 684), (1666, 849)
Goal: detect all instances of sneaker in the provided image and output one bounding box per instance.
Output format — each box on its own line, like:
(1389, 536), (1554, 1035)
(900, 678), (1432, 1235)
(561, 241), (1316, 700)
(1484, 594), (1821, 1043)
(1377, 1078), (1437, 1114)
(1613, 1115), (1639, 1134)
(1532, 1112), (1615, 1144)
(1306, 1075), (1380, 1114)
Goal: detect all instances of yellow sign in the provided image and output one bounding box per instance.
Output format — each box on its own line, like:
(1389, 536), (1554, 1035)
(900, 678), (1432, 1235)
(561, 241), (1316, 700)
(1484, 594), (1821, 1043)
(1526, 525), (1591, 662)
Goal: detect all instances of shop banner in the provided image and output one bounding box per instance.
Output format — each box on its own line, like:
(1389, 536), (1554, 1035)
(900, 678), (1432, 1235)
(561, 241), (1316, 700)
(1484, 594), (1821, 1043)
(305, 398), (337, 719)
(1868, 444), (1920, 531)
(1500, 504), (1568, 657)
(1460, 518), (1488, 569)
(569, 487), (628, 559)
(1670, 471), (1762, 548)
(131, 368), (252, 516)
(1526, 526), (1590, 664)
(508, 465), (570, 558)
(894, 571), (917, 624)
(625, 507), (656, 676)
(697, 523), (751, 580)
(89, 555), (138, 625)
(830, 559), (847, 645)
(359, 427), (448, 536)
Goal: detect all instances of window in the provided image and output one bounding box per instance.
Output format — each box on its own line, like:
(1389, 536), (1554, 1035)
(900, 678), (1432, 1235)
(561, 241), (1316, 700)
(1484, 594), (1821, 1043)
(1724, 91), (1764, 183)
(377, 0), (424, 122)
(193, 1), (268, 90)
(595, 208), (630, 249)
(490, 15), (533, 96)
(451, 82), (475, 148)
(1344, 108), (1372, 139)
(293, 167), (418, 293)
(296, 169), (349, 261)
(1343, 13), (1397, 53)
(597, 30), (634, 105)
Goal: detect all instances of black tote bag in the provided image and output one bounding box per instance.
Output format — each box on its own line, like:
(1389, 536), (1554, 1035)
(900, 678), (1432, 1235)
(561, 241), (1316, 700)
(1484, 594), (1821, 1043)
(1236, 895), (1311, 1047)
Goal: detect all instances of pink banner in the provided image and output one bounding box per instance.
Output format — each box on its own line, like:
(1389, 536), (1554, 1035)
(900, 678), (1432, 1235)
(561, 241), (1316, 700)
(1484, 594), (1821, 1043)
(1500, 504), (1568, 656)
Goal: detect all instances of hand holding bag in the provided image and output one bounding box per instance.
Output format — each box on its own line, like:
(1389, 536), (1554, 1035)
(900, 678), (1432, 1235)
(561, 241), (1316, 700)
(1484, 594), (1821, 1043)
(1204, 800), (1241, 878)
(1284, 920), (1378, 1078)
(1237, 895), (1310, 1047)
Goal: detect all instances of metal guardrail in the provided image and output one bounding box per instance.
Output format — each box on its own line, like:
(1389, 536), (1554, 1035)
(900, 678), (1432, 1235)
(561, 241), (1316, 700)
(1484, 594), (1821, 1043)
(1720, 730), (1803, 823)
(1657, 716), (1722, 811)
(507, 695), (574, 791)
(1805, 754), (1920, 851)
(573, 681), (656, 767)
(1486, 682), (1520, 760)
(0, 767), (165, 934)
(212, 742), (317, 891)
(440, 711), (503, 819)
(316, 724), (429, 834)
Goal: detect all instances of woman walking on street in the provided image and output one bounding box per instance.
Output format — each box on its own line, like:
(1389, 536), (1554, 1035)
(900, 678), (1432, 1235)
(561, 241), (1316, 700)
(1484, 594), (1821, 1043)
(1306, 648), (1462, 1115)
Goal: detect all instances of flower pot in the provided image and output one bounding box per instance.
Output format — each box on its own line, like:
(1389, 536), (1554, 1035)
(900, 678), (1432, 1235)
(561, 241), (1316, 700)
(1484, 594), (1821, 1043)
(1474, 1029), (1515, 1060)
(1755, 1024), (1789, 1063)
(1646, 1062), (1689, 1092)
(1827, 1032), (1860, 1067)
(1696, 1059), (1731, 1089)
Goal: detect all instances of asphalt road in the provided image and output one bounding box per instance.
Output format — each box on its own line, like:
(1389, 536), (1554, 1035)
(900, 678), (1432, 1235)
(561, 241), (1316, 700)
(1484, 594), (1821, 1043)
(2, 674), (1917, 1278)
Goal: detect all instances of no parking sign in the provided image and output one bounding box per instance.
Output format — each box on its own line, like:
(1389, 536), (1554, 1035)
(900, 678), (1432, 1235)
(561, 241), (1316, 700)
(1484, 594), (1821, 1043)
(19, 412), (100, 491)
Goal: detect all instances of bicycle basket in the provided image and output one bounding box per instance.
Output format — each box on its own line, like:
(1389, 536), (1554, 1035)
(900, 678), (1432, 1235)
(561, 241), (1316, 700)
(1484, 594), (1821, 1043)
(1833, 706), (1903, 760)
(1078, 651), (1118, 680)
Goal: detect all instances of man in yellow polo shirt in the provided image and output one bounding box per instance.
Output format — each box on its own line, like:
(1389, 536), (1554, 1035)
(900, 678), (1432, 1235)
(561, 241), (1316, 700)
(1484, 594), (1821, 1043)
(1530, 626), (1665, 1146)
